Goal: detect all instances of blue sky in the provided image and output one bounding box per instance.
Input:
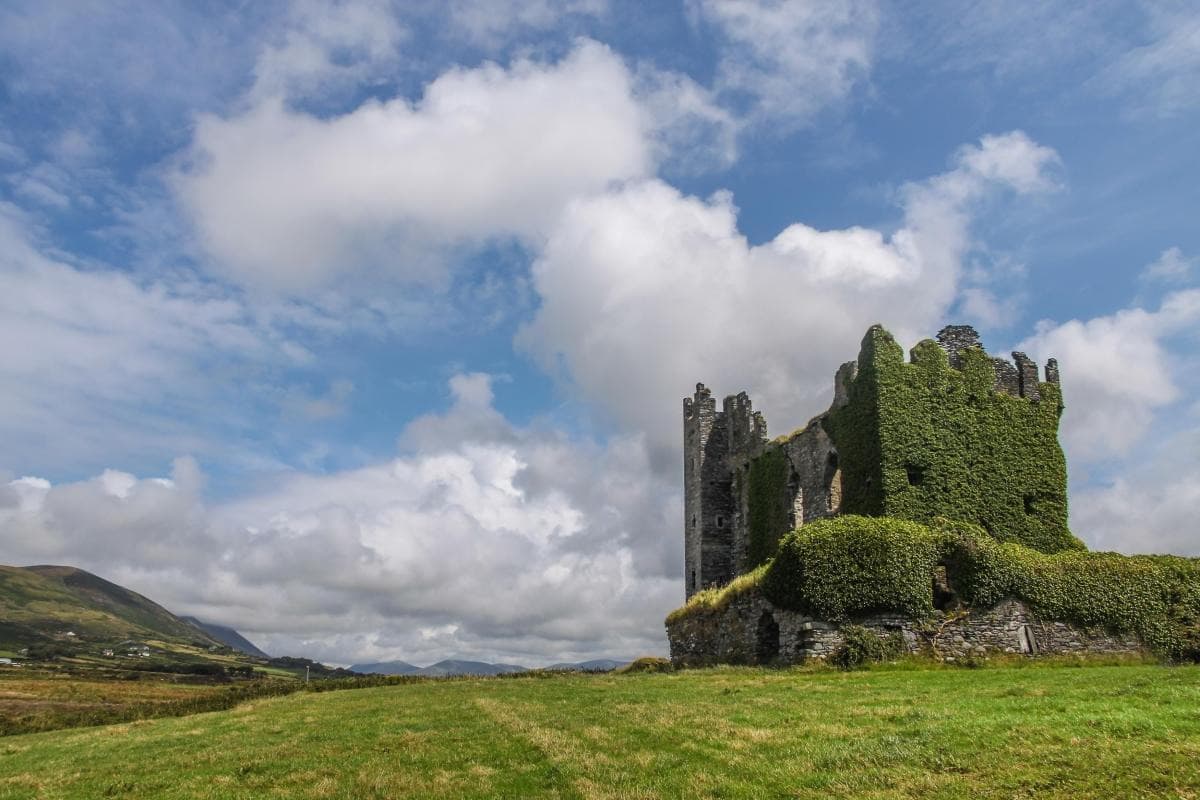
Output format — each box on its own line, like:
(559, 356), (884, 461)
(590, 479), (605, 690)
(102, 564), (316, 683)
(0, 0), (1197, 666)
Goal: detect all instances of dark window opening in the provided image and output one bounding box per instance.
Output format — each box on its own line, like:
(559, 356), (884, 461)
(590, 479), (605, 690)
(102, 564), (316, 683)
(932, 566), (956, 610)
(1024, 495), (1036, 514)
(823, 452), (840, 488)
(716, 516), (724, 529)
(905, 463), (925, 486)
(692, 516), (697, 531)
(756, 611), (780, 664)
(689, 570), (696, 592)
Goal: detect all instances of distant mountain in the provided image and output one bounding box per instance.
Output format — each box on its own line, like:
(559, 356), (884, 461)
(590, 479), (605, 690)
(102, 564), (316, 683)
(350, 659), (528, 677)
(421, 659), (527, 677)
(180, 617), (270, 659)
(347, 660), (421, 675)
(349, 658), (630, 676)
(0, 564), (224, 651)
(545, 659), (630, 672)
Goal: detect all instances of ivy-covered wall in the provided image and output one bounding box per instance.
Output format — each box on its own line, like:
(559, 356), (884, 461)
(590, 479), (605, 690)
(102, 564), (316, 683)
(744, 446), (791, 571)
(830, 326), (1081, 553)
(744, 516), (1200, 661)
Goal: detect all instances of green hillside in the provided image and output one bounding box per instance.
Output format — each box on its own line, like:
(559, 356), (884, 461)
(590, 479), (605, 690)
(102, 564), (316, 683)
(2, 664), (1198, 799)
(0, 564), (221, 652)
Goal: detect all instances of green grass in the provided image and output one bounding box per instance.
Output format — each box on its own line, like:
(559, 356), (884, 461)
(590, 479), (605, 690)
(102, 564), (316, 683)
(0, 668), (301, 736)
(2, 664), (1199, 799)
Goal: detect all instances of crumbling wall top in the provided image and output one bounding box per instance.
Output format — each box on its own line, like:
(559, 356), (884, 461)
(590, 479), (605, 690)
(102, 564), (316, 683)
(936, 325), (981, 369)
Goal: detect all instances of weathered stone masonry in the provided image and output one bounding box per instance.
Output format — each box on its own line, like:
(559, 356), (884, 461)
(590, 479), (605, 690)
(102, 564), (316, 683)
(683, 382), (844, 598)
(670, 324), (1146, 664)
(668, 594), (1144, 668)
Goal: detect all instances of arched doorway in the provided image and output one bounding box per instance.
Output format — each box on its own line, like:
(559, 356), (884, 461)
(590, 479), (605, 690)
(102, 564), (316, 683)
(756, 610), (780, 664)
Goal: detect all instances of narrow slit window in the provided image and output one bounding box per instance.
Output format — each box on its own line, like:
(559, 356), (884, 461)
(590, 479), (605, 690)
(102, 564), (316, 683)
(905, 463), (925, 486)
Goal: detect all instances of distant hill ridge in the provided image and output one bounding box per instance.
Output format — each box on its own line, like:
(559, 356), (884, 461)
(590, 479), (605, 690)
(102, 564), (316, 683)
(180, 617), (270, 658)
(0, 564), (225, 651)
(350, 658), (630, 676)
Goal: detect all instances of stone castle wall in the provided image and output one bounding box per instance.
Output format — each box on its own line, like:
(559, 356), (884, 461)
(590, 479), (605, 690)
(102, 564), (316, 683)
(667, 591), (1144, 667)
(683, 324), (1064, 601)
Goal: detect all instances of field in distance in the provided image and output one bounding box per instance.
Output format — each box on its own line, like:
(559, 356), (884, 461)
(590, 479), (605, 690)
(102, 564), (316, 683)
(2, 662), (1199, 799)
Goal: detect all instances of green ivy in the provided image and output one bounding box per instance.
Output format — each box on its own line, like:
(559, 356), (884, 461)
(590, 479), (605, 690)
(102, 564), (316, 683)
(828, 625), (905, 670)
(829, 326), (1083, 553)
(741, 516), (1200, 661)
(761, 516), (942, 619)
(745, 446), (791, 570)
(941, 522), (1200, 659)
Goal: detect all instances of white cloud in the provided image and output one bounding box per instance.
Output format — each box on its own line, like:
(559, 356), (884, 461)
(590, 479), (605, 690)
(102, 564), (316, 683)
(899, 1), (1200, 118)
(1017, 288), (1200, 461)
(249, 0), (406, 104)
(0, 457), (213, 569)
(0, 376), (680, 666)
(0, 2), (259, 144)
(953, 132), (1062, 194)
(0, 204), (354, 473)
(1072, 424), (1200, 556)
(176, 40), (651, 293)
(1098, 5), (1200, 117)
(633, 64), (741, 171)
(519, 131), (1060, 453)
(884, 1), (1116, 80)
(1141, 246), (1195, 284)
(692, 0), (879, 128)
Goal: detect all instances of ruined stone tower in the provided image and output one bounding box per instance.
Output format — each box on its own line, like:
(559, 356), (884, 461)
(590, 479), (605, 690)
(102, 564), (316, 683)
(683, 323), (1071, 600)
(683, 386), (764, 595)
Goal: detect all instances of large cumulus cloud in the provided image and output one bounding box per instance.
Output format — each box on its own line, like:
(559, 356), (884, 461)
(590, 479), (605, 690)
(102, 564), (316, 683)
(0, 374), (680, 666)
(175, 40), (652, 293)
(519, 131), (1061, 454)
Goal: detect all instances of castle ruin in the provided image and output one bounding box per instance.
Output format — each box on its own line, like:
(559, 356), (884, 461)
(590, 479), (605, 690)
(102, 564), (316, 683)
(668, 323), (1150, 665)
(684, 324), (1068, 600)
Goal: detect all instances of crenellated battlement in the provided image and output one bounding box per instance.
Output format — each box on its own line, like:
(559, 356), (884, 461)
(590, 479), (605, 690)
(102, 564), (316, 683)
(936, 323), (1060, 400)
(723, 391), (768, 460)
(935, 325), (1059, 400)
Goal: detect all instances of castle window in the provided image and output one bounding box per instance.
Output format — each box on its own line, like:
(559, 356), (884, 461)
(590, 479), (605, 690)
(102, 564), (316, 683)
(692, 516), (697, 531)
(905, 463), (925, 486)
(716, 516), (724, 529)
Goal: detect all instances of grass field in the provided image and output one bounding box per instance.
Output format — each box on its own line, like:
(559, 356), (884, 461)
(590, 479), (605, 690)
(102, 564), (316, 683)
(2, 663), (1199, 799)
(0, 668), (303, 736)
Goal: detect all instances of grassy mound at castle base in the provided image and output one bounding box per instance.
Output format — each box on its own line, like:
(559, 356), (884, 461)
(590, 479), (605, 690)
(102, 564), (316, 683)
(671, 516), (1200, 661)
